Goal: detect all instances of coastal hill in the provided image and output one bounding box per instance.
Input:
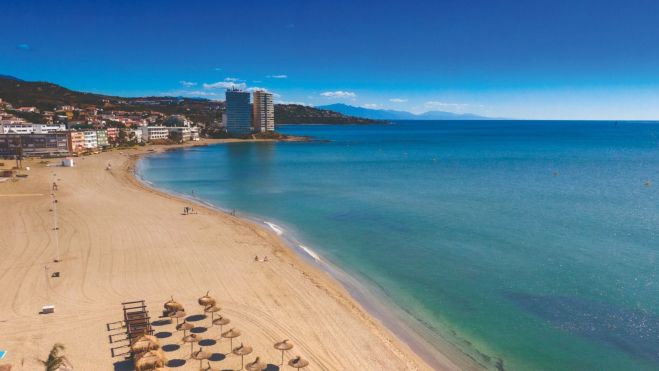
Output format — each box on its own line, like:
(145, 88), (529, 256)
(274, 104), (379, 124)
(0, 76), (378, 125)
(317, 103), (494, 120)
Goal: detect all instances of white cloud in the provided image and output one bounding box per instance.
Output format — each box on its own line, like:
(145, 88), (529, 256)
(247, 87), (281, 98)
(161, 90), (220, 98)
(203, 81), (247, 90)
(320, 91), (357, 98)
(389, 98), (407, 103)
(179, 81), (197, 87)
(363, 103), (382, 109)
(223, 77), (241, 82)
(267, 74), (288, 79)
(213, 67), (222, 71)
(278, 100), (307, 106)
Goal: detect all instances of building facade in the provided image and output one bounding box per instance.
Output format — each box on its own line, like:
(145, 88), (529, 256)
(252, 90), (275, 133)
(96, 130), (109, 147)
(140, 126), (169, 141)
(67, 131), (85, 154)
(83, 130), (98, 149)
(0, 133), (69, 157)
(167, 127), (191, 142)
(225, 89), (252, 136)
(106, 127), (119, 143)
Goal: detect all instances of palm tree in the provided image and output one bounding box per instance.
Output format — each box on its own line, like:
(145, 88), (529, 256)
(40, 343), (71, 371)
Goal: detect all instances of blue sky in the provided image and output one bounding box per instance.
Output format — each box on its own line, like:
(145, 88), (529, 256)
(2, 0), (659, 119)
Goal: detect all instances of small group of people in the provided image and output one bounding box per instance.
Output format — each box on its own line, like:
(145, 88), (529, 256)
(183, 206), (196, 215)
(254, 255), (269, 262)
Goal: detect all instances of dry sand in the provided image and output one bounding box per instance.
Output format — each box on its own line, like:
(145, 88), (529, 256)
(0, 141), (463, 370)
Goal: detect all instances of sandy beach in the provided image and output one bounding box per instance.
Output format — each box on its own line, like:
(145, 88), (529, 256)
(0, 140), (463, 370)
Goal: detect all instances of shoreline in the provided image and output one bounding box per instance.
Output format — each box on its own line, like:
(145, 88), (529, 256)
(133, 141), (485, 371)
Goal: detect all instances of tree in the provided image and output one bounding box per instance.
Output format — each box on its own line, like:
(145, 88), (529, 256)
(40, 343), (71, 371)
(168, 130), (183, 143)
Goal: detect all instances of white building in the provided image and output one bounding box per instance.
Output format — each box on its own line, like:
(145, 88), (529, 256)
(140, 126), (169, 141)
(190, 127), (200, 141)
(83, 130), (98, 149)
(168, 127), (191, 142)
(1, 123), (34, 134)
(33, 124), (66, 134)
(132, 128), (143, 143)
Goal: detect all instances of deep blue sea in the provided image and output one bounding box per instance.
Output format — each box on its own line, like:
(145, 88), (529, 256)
(137, 121), (659, 370)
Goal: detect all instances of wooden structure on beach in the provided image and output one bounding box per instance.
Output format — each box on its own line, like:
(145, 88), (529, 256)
(108, 300), (154, 358)
(122, 300), (154, 342)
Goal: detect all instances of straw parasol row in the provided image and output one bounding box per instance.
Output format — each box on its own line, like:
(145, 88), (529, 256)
(232, 343), (253, 370)
(212, 315), (231, 335)
(198, 291), (216, 307)
(274, 339), (294, 365)
(130, 334), (160, 354)
(288, 356), (310, 370)
(182, 333), (202, 356)
(175, 320), (194, 336)
(134, 349), (167, 371)
(245, 356), (267, 371)
(157, 294), (311, 370)
(222, 328), (241, 351)
(192, 347), (212, 369)
(163, 296), (184, 316)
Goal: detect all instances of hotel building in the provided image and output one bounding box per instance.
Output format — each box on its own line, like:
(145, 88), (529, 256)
(83, 130), (98, 149)
(252, 90), (275, 133)
(225, 89), (252, 136)
(140, 126), (169, 141)
(67, 131), (85, 154)
(0, 132), (70, 157)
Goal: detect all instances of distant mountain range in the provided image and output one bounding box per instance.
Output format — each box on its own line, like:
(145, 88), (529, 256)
(316, 103), (495, 120)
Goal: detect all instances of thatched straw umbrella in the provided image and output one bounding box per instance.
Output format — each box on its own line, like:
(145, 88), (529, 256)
(135, 349), (166, 371)
(130, 335), (160, 354)
(288, 356), (310, 370)
(274, 339), (293, 365)
(168, 310), (187, 325)
(182, 333), (201, 357)
(191, 347), (212, 369)
(245, 356), (267, 371)
(201, 360), (223, 371)
(204, 305), (221, 325)
(164, 296), (184, 315)
(221, 328), (241, 351)
(212, 315), (231, 335)
(232, 343), (253, 370)
(176, 320), (194, 336)
(198, 291), (216, 307)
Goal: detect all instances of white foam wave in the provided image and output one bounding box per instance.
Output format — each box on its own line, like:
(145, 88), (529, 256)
(298, 244), (322, 263)
(264, 221), (283, 235)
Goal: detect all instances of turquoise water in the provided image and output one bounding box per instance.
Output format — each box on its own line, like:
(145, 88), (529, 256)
(137, 121), (659, 370)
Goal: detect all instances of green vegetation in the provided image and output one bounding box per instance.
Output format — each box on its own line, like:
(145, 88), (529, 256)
(39, 343), (71, 371)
